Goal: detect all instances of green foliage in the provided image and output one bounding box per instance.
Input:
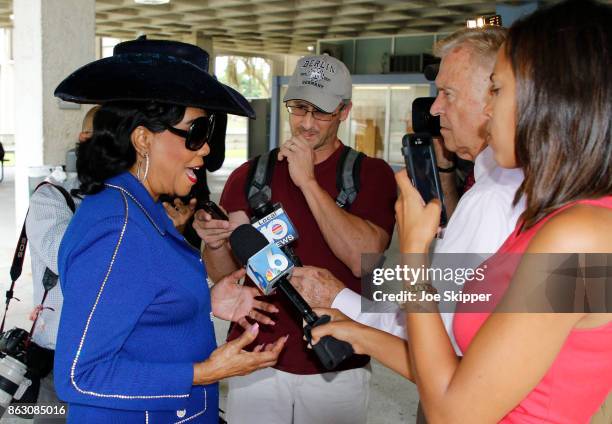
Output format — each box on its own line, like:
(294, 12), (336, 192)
(217, 56), (271, 98)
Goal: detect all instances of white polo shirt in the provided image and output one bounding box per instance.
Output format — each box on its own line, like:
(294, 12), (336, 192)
(331, 147), (525, 351)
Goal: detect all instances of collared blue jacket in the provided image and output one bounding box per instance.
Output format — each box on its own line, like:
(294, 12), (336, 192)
(55, 172), (218, 423)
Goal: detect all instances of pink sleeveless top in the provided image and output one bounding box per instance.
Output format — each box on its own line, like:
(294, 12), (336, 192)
(453, 196), (612, 423)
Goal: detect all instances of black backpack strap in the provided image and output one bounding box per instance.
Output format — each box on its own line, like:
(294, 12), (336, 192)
(335, 146), (364, 210)
(246, 148), (279, 205)
(47, 183), (76, 213)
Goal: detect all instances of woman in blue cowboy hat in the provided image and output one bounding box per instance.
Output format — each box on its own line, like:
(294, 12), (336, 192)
(53, 37), (286, 423)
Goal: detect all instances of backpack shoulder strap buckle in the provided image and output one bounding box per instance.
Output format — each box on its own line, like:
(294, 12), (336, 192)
(335, 146), (364, 210)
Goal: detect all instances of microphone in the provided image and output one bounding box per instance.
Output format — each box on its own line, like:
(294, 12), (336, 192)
(230, 224), (316, 322)
(248, 191), (302, 266)
(230, 224), (354, 370)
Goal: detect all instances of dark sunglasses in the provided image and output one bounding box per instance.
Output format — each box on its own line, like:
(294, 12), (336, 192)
(164, 114), (216, 151)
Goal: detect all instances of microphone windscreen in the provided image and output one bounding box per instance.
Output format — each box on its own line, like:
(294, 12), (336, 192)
(229, 224), (269, 265)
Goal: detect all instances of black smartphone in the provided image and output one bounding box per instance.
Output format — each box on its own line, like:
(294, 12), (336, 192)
(199, 200), (229, 221)
(401, 133), (448, 227)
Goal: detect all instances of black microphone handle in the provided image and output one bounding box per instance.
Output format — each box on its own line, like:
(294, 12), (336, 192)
(275, 278), (318, 325)
(275, 278), (355, 370)
(304, 315), (355, 371)
(282, 246), (302, 267)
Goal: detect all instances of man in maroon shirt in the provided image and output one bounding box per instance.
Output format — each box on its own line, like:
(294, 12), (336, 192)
(194, 54), (397, 424)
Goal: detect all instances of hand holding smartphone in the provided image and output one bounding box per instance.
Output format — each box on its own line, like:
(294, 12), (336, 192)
(199, 200), (229, 221)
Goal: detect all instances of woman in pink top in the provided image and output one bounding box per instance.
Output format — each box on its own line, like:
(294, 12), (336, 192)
(309, 0), (612, 422)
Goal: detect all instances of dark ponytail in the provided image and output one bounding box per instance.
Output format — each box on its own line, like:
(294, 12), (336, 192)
(76, 101), (185, 194)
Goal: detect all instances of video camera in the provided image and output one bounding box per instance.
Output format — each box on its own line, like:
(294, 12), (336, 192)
(411, 97), (440, 136)
(412, 58), (441, 136)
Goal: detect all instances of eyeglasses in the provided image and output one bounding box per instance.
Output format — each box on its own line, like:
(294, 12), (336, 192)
(285, 103), (344, 121)
(164, 114), (216, 151)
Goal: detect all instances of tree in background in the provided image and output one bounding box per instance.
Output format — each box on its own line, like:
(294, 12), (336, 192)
(218, 56), (271, 98)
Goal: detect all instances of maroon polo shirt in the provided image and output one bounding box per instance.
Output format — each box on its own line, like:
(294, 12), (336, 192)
(220, 143), (397, 375)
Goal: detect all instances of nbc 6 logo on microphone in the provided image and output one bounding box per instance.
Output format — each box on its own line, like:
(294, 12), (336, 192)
(246, 242), (295, 295)
(265, 249), (289, 281)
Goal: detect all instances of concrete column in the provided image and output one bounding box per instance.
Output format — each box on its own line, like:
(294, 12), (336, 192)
(283, 55), (301, 76)
(184, 31), (215, 74)
(497, 2), (539, 27)
(269, 56), (285, 78)
(13, 0), (95, 224)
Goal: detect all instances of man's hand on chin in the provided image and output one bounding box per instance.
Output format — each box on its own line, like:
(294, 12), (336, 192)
(278, 137), (317, 189)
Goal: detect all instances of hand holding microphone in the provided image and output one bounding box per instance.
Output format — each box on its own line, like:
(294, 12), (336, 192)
(306, 308), (371, 356)
(289, 266), (346, 308)
(229, 224), (354, 370)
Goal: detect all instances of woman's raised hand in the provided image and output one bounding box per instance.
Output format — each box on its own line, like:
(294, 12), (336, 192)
(211, 268), (278, 326)
(193, 323), (288, 385)
(394, 170), (441, 253)
(163, 198), (197, 233)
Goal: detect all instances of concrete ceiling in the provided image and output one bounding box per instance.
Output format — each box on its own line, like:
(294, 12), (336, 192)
(0, 0), (604, 54)
(0, 0), (10, 28)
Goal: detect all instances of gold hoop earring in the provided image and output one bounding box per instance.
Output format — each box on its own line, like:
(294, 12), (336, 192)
(137, 153), (149, 182)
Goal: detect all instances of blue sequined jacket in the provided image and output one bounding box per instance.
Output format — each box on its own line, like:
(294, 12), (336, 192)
(55, 172), (218, 423)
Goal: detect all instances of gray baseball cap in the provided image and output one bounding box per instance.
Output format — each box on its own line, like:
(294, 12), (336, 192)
(283, 55), (352, 113)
